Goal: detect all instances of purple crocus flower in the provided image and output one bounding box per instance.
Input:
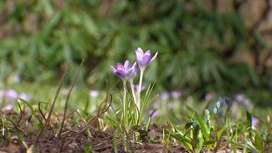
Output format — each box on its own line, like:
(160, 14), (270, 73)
(110, 60), (139, 81)
(135, 47), (158, 71)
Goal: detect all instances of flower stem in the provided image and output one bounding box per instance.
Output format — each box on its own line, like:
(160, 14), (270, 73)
(136, 70), (144, 112)
(129, 81), (137, 105)
(122, 80), (128, 132)
(129, 80), (139, 122)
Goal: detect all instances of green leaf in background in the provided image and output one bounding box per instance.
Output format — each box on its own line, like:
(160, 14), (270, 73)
(0, 0), (271, 106)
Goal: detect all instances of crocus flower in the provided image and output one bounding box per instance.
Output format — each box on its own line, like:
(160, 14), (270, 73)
(111, 60), (138, 81)
(135, 47), (158, 71)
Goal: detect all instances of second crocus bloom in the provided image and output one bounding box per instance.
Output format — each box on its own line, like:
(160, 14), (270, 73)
(135, 47), (158, 72)
(110, 60), (139, 81)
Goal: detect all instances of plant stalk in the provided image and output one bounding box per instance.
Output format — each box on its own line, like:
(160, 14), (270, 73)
(122, 79), (128, 132)
(136, 70), (144, 112)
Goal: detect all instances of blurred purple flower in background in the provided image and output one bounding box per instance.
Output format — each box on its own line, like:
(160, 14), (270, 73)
(147, 109), (158, 119)
(0, 89), (31, 101)
(3, 104), (14, 111)
(153, 101), (161, 108)
(235, 94), (254, 110)
(160, 92), (170, 101)
(133, 84), (145, 93)
(135, 47), (158, 71)
(170, 90), (182, 99)
(19, 93), (31, 101)
(5, 89), (18, 100)
(90, 90), (99, 99)
(205, 92), (214, 101)
(110, 60), (139, 81)
(252, 117), (259, 127)
(11, 75), (21, 83)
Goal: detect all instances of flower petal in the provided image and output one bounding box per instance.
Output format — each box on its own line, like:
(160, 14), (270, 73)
(135, 48), (144, 62)
(127, 63), (138, 79)
(141, 55), (151, 66)
(132, 62), (140, 73)
(145, 50), (151, 56)
(149, 51), (158, 64)
(124, 60), (131, 72)
(116, 63), (124, 70)
(116, 70), (126, 78)
(110, 66), (117, 73)
(126, 68), (133, 77)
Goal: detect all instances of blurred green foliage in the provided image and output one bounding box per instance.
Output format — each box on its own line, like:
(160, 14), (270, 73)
(0, 0), (271, 106)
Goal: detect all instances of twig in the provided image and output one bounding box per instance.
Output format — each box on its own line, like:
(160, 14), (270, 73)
(38, 102), (48, 121)
(71, 81), (112, 134)
(58, 59), (84, 140)
(34, 64), (71, 145)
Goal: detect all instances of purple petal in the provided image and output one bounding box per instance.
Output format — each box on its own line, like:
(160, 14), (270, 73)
(19, 93), (31, 101)
(116, 63), (124, 70)
(5, 89), (18, 100)
(149, 52), (158, 64)
(144, 50), (151, 56)
(110, 66), (117, 73)
(141, 55), (151, 66)
(135, 48), (144, 62)
(133, 84), (145, 92)
(128, 67), (137, 79)
(116, 70), (126, 78)
(124, 60), (131, 72)
(136, 47), (144, 54)
(126, 68), (133, 77)
(133, 62), (140, 73)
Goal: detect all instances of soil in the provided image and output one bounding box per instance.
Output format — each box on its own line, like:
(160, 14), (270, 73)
(0, 109), (191, 153)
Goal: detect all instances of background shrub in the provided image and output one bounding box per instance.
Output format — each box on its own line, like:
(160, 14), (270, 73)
(0, 0), (271, 106)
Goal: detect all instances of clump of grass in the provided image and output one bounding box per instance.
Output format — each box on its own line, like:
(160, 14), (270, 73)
(0, 49), (271, 152)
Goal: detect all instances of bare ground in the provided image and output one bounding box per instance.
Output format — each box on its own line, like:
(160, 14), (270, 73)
(0, 110), (191, 153)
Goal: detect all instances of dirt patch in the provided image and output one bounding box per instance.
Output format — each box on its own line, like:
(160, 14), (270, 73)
(0, 110), (190, 153)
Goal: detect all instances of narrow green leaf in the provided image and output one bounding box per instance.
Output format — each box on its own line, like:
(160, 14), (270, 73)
(254, 130), (263, 151)
(195, 112), (209, 141)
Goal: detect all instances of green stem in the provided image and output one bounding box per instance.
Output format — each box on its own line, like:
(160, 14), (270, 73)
(136, 70), (144, 113)
(129, 80), (139, 123)
(129, 81), (137, 105)
(122, 80), (128, 132)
